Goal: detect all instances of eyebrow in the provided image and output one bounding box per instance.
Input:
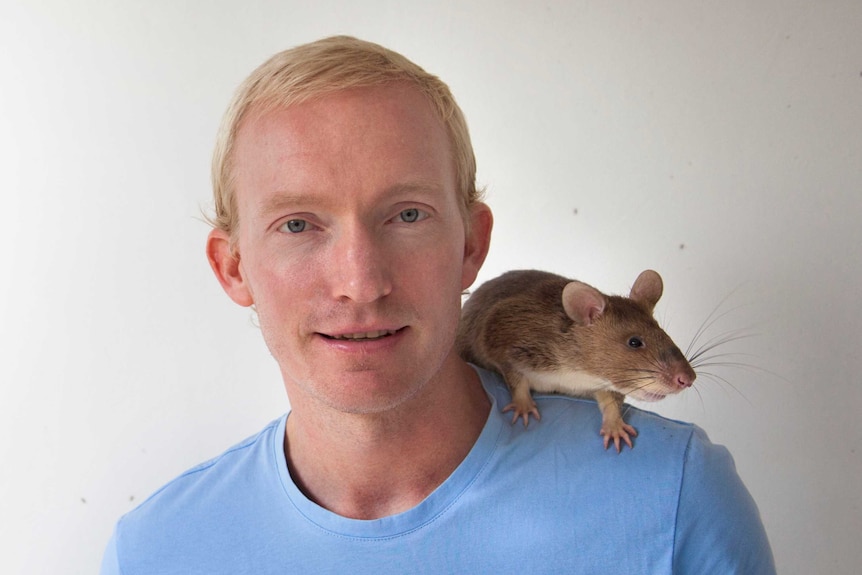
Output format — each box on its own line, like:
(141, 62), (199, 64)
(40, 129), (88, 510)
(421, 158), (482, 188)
(384, 181), (448, 200)
(253, 193), (320, 219)
(253, 181), (447, 218)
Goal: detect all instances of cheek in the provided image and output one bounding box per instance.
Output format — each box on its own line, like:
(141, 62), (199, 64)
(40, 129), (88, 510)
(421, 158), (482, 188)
(249, 264), (318, 367)
(243, 233), (324, 294)
(399, 233), (464, 288)
(243, 251), (314, 325)
(401, 242), (466, 329)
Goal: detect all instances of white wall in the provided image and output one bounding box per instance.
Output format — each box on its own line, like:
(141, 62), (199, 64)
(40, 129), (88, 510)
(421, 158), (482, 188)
(1, 1), (859, 573)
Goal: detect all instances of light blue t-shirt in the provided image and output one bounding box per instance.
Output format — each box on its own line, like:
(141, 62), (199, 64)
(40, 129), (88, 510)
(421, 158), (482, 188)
(101, 368), (775, 574)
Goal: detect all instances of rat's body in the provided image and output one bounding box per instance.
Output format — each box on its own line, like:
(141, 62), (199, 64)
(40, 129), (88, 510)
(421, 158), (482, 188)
(456, 269), (696, 451)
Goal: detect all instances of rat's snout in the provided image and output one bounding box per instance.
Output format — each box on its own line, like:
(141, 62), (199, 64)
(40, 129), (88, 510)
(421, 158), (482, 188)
(676, 372), (695, 388)
(663, 347), (696, 390)
(674, 363), (697, 389)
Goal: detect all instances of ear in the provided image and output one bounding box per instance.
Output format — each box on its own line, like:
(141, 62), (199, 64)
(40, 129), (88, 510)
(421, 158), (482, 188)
(561, 281), (606, 326)
(460, 202), (493, 291)
(206, 229), (254, 307)
(629, 269), (663, 312)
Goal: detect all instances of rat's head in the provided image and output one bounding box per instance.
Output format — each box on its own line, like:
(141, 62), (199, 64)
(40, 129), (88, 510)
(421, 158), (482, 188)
(561, 270), (696, 401)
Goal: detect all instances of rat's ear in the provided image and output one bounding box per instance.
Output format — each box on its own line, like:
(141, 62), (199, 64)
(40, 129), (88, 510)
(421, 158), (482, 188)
(206, 229), (254, 307)
(562, 281), (606, 326)
(629, 270), (663, 312)
(460, 202), (493, 291)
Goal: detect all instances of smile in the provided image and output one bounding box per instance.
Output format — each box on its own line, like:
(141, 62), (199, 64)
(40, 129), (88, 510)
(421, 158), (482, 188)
(324, 329), (398, 341)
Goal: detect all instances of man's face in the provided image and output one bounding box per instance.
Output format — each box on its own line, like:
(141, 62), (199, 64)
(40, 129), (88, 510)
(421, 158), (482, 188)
(214, 82), (489, 416)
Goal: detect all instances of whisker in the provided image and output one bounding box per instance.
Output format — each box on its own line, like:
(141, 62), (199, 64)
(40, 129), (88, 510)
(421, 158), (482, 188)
(693, 360), (760, 370)
(690, 350), (762, 368)
(684, 287), (747, 358)
(688, 328), (757, 363)
(695, 359), (789, 385)
(695, 370), (753, 406)
(690, 384), (705, 411)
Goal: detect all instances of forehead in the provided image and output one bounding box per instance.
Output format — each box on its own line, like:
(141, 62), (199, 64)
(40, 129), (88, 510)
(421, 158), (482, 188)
(231, 83), (456, 217)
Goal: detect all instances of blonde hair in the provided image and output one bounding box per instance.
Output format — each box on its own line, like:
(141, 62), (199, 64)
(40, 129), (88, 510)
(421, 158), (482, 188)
(209, 35), (481, 239)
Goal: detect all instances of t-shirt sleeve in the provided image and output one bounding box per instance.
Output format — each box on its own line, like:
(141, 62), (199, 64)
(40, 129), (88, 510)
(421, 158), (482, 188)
(99, 528), (122, 575)
(672, 426), (776, 574)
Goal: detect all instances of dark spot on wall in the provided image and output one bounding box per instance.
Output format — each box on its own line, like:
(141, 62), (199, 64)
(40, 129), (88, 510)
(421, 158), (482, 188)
(81, 497), (87, 504)
(573, 208), (579, 215)
(679, 243), (686, 250)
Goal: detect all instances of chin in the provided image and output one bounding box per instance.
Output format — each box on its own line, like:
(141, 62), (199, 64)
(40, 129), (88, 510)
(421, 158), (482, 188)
(629, 390), (668, 403)
(313, 369), (431, 415)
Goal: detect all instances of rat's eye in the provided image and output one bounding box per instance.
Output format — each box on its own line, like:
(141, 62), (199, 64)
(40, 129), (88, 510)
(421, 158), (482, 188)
(627, 337), (644, 349)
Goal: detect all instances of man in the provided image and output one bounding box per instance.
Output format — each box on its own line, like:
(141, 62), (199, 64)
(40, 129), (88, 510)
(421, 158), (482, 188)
(101, 36), (775, 573)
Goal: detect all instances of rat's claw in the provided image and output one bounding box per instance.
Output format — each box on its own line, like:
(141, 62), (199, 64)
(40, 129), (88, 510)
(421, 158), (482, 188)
(502, 402), (541, 427)
(600, 422), (638, 452)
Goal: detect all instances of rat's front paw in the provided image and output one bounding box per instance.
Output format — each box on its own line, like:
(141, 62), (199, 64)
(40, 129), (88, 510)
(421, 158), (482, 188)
(502, 401), (541, 427)
(600, 420), (638, 452)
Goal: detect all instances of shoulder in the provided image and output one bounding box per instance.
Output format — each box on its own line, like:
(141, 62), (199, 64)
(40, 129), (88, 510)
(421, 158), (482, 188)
(478, 365), (699, 460)
(476, 367), (746, 498)
(474, 369), (775, 574)
(139, 415), (283, 503)
(475, 366), (703, 524)
(478, 366), (754, 494)
(112, 416), (286, 553)
(672, 423), (776, 573)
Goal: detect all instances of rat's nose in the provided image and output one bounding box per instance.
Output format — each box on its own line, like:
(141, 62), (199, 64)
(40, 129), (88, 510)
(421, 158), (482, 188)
(676, 367), (696, 388)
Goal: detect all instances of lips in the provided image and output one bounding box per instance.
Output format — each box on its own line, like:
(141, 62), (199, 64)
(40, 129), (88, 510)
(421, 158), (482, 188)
(325, 329), (398, 341)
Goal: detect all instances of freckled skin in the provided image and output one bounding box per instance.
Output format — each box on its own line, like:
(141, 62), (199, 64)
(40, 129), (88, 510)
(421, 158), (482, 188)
(206, 82), (494, 518)
(222, 84), (477, 415)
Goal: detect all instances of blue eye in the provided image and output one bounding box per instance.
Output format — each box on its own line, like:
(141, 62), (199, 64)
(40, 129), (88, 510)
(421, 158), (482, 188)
(397, 208), (431, 223)
(281, 219), (307, 233)
(400, 208), (421, 223)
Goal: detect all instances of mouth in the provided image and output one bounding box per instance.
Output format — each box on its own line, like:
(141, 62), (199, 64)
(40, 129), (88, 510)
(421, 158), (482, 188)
(321, 328), (402, 341)
(632, 391), (667, 402)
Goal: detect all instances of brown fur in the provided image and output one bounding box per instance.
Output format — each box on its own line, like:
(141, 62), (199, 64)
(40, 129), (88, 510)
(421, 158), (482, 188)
(457, 269), (696, 451)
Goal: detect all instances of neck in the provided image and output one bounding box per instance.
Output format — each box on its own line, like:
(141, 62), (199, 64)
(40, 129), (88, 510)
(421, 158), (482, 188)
(283, 359), (490, 520)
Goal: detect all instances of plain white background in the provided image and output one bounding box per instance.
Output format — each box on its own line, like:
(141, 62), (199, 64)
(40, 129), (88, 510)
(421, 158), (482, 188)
(1, 0), (860, 572)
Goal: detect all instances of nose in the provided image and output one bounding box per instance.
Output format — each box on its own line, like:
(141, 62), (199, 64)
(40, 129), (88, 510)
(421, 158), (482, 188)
(330, 225), (393, 304)
(666, 348), (696, 389)
(676, 365), (696, 388)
